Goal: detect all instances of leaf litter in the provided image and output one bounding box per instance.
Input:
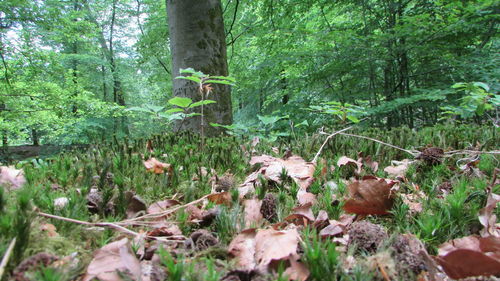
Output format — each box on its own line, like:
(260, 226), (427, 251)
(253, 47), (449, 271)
(8, 135), (500, 281)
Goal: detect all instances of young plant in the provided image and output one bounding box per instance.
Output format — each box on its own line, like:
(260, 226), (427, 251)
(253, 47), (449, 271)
(309, 101), (366, 124)
(175, 68), (235, 144)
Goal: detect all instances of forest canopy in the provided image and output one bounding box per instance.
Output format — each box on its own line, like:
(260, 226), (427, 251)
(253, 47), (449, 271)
(0, 0), (498, 144)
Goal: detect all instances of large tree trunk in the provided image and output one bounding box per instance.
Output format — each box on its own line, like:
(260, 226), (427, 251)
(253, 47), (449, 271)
(167, 0), (232, 135)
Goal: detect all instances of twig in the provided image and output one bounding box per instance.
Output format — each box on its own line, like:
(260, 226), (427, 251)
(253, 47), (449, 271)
(336, 132), (420, 157)
(312, 126), (353, 163)
(120, 194), (211, 223)
(0, 237), (16, 279)
(37, 212), (186, 242)
(38, 212), (139, 237)
(444, 150), (500, 156)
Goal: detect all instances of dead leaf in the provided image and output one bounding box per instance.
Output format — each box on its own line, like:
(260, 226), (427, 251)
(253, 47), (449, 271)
(297, 189), (316, 206)
(143, 158), (172, 174)
(82, 238), (142, 281)
(343, 178), (396, 215)
(478, 190), (500, 237)
(319, 224), (344, 238)
(283, 254), (310, 281)
(358, 153), (379, 173)
(244, 199), (264, 228)
(146, 224), (182, 238)
(384, 159), (412, 178)
(255, 228), (300, 268)
(40, 223), (59, 237)
(246, 154), (316, 191)
(0, 166), (26, 190)
(313, 210), (329, 229)
(228, 229), (258, 270)
(284, 203), (315, 226)
(147, 199), (180, 214)
(337, 156), (362, 175)
(125, 192), (147, 219)
(435, 236), (500, 279)
(207, 192), (232, 206)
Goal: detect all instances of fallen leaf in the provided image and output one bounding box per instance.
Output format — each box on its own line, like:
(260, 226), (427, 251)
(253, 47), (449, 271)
(283, 254), (310, 281)
(228, 229), (258, 270)
(343, 178), (396, 215)
(284, 203), (315, 226)
(125, 192), (147, 219)
(147, 199), (181, 214)
(337, 156), (362, 175)
(244, 199), (264, 228)
(319, 224), (344, 238)
(82, 238), (142, 281)
(313, 210), (329, 229)
(146, 224), (182, 237)
(40, 223), (59, 237)
(207, 192), (232, 206)
(478, 189), (500, 237)
(435, 236), (500, 279)
(244, 154), (316, 191)
(297, 189), (316, 206)
(384, 159), (412, 178)
(255, 228), (300, 268)
(143, 158), (172, 174)
(0, 166), (26, 190)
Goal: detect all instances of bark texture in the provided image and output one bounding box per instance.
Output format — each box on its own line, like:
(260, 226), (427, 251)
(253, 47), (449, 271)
(167, 0), (232, 135)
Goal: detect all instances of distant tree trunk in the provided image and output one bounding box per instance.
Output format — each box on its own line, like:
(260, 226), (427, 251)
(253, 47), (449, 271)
(32, 129), (39, 146)
(167, 0), (232, 135)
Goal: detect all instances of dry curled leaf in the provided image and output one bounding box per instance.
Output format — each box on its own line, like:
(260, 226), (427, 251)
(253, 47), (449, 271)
(82, 238), (142, 281)
(0, 166), (26, 190)
(284, 203), (315, 226)
(239, 155), (315, 197)
(435, 235), (500, 279)
(343, 178), (396, 215)
(384, 159), (412, 178)
(143, 158), (172, 174)
(147, 199), (181, 214)
(228, 229), (258, 270)
(244, 199), (264, 228)
(337, 156), (363, 175)
(207, 191), (232, 206)
(478, 189), (500, 237)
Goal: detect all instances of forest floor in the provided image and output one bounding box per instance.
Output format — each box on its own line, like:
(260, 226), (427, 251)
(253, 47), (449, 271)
(0, 125), (499, 281)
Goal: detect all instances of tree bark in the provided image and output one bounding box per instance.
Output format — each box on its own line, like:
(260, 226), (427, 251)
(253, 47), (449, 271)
(166, 0), (232, 135)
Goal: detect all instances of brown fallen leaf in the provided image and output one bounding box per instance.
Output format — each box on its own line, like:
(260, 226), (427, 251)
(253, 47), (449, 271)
(343, 178), (396, 215)
(297, 189), (316, 206)
(40, 223), (59, 237)
(435, 235), (500, 279)
(283, 254), (310, 281)
(337, 156), (363, 175)
(284, 203), (315, 226)
(228, 229), (258, 270)
(125, 192), (147, 219)
(255, 227), (300, 269)
(207, 192), (232, 206)
(478, 189), (500, 237)
(146, 224), (182, 238)
(384, 159), (413, 179)
(82, 238), (142, 281)
(244, 199), (264, 228)
(0, 166), (26, 190)
(242, 154), (316, 192)
(319, 214), (355, 238)
(147, 199), (181, 214)
(143, 158), (172, 174)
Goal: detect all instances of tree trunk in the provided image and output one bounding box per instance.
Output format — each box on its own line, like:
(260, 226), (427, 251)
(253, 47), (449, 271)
(167, 0), (232, 135)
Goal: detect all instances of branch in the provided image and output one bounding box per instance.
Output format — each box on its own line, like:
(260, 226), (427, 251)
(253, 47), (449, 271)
(0, 238), (16, 279)
(312, 126), (353, 163)
(337, 132), (420, 157)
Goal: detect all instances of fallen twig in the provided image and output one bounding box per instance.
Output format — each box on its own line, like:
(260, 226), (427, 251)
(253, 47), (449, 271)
(120, 194), (211, 224)
(37, 212), (186, 242)
(312, 126), (353, 163)
(0, 237), (16, 279)
(336, 132), (420, 157)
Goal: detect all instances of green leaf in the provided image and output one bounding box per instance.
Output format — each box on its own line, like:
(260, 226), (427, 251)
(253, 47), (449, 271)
(473, 82), (489, 92)
(125, 107), (154, 113)
(189, 100), (217, 108)
(165, 108), (184, 113)
(204, 79), (235, 86)
(346, 115), (360, 123)
(176, 76), (202, 84)
(168, 97), (192, 108)
(144, 105), (165, 113)
(209, 75), (236, 82)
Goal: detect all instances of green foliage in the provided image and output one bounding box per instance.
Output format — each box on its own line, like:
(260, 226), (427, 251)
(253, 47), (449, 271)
(441, 82), (499, 121)
(302, 228), (339, 281)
